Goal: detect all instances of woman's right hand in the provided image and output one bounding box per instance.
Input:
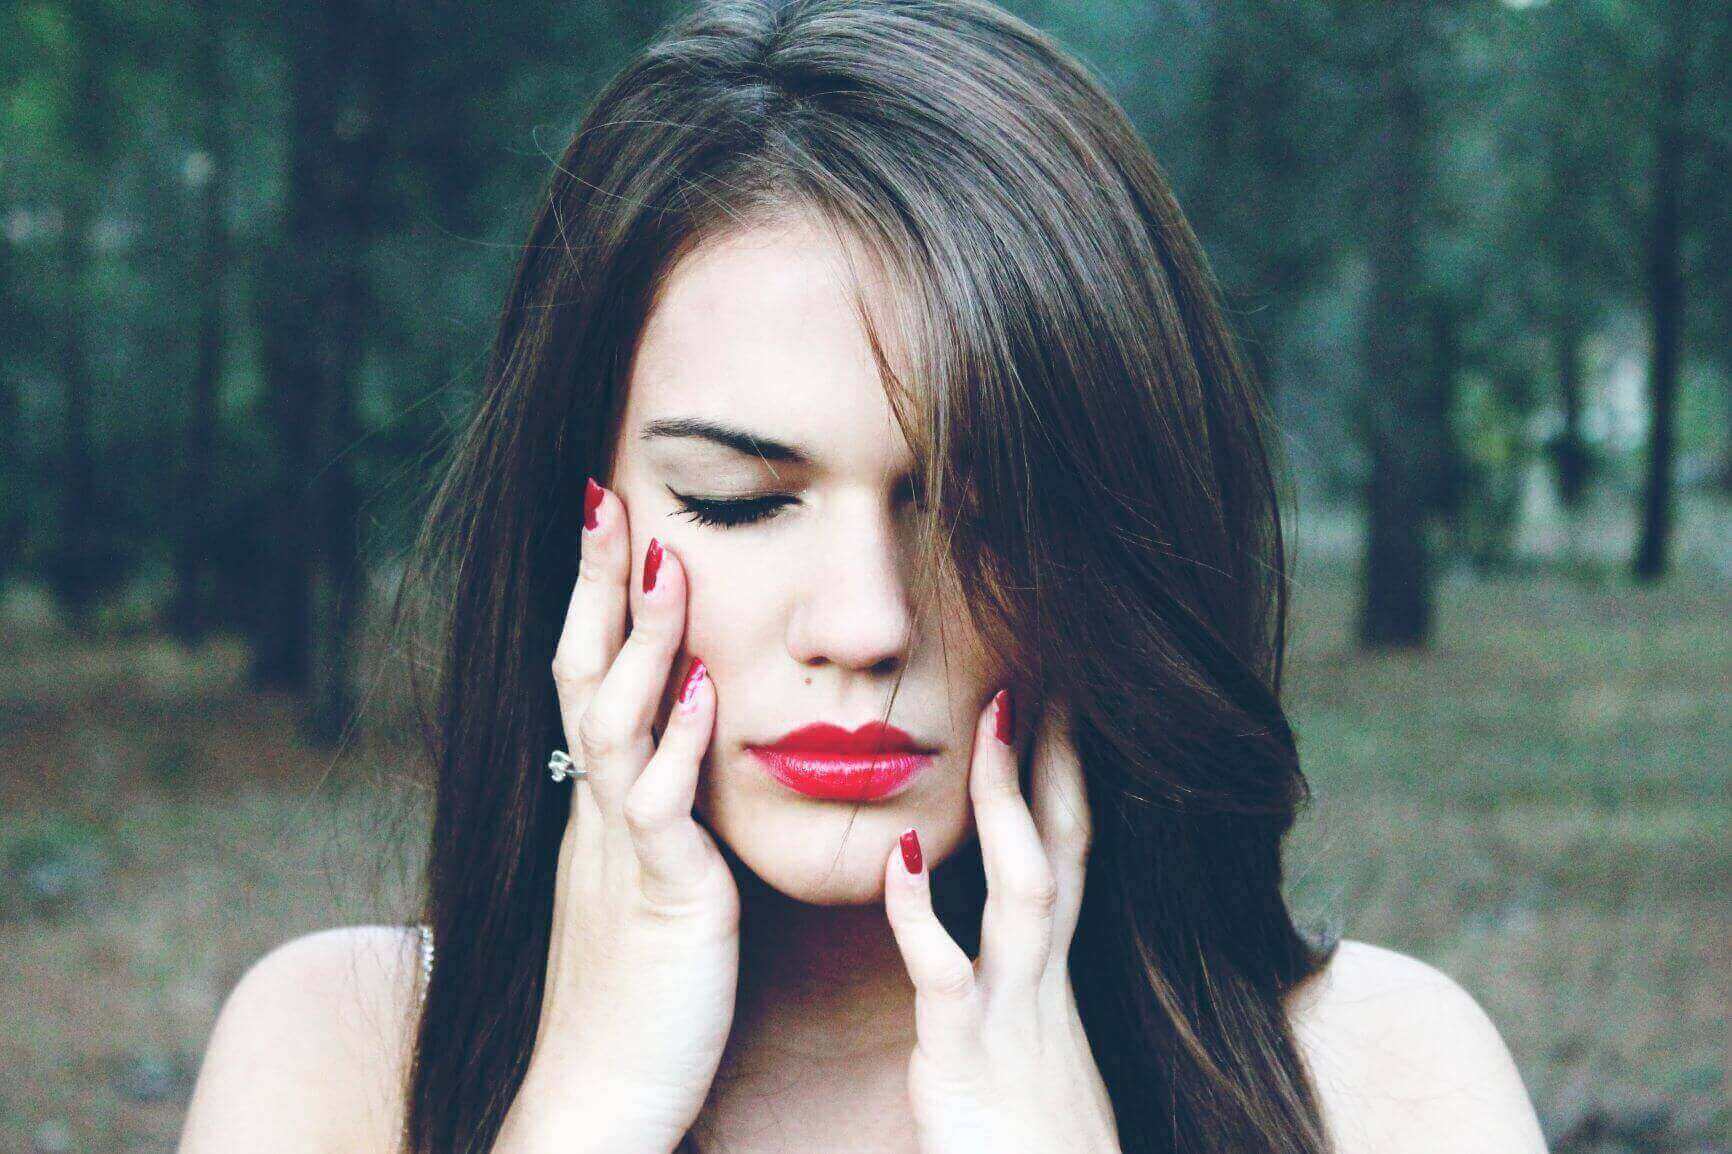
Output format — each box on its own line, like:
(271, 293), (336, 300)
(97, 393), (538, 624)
(500, 479), (740, 1154)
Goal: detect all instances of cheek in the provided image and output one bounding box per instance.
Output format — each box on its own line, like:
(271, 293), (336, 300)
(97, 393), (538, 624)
(682, 552), (783, 659)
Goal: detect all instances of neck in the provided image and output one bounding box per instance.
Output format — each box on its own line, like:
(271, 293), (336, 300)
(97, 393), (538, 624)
(692, 853), (978, 1152)
(724, 865), (918, 1073)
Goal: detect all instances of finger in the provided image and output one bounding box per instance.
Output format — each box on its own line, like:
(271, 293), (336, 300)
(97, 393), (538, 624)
(1028, 699), (1091, 966)
(970, 687), (1059, 998)
(624, 655), (718, 906)
(883, 827), (980, 1064)
(579, 534), (689, 817)
(552, 477), (629, 838)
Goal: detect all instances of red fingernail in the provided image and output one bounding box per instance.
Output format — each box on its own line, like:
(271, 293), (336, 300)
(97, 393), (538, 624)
(993, 687), (1014, 745)
(678, 656), (707, 705)
(583, 477), (604, 530)
(899, 827), (922, 874)
(643, 538), (662, 593)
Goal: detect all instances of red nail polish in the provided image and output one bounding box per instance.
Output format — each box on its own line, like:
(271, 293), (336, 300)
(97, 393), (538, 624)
(583, 477), (604, 530)
(993, 687), (1014, 745)
(643, 538), (662, 593)
(678, 656), (707, 704)
(899, 827), (922, 874)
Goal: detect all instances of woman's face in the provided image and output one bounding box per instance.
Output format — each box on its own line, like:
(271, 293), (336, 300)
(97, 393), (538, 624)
(605, 216), (1005, 905)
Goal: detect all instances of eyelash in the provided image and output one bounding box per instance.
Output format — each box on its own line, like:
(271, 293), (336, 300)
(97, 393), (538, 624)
(666, 481), (925, 530)
(668, 487), (796, 528)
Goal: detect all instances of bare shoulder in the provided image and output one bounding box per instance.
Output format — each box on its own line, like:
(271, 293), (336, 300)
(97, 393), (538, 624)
(1284, 938), (1550, 1154)
(177, 923), (425, 1154)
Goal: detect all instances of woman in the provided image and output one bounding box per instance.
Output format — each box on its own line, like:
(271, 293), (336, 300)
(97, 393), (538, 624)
(177, 2), (1550, 1152)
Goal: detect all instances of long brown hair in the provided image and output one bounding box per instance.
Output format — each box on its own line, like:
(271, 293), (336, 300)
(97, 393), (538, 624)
(392, 2), (1340, 1151)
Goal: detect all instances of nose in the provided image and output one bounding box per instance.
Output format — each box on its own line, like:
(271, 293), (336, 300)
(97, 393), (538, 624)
(785, 490), (915, 674)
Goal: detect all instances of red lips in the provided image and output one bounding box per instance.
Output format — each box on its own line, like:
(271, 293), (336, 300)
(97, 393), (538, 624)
(758, 721), (933, 754)
(748, 721), (937, 801)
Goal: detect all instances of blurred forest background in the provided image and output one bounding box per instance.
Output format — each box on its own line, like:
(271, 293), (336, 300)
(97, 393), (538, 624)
(1, 1), (1727, 1152)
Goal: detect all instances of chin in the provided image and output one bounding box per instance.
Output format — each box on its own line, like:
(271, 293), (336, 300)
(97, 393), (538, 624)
(700, 773), (961, 906)
(735, 851), (898, 906)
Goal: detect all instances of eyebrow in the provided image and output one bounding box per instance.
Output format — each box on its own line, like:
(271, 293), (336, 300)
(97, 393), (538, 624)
(637, 416), (813, 466)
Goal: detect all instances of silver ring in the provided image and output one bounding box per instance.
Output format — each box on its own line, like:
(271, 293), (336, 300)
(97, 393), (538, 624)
(548, 749), (587, 783)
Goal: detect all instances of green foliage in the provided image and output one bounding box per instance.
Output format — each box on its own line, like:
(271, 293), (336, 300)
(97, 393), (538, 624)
(0, 0), (1728, 620)
(3, 811), (111, 920)
(1448, 372), (1528, 567)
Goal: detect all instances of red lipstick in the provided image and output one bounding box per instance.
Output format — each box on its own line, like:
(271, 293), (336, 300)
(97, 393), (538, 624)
(748, 721), (936, 802)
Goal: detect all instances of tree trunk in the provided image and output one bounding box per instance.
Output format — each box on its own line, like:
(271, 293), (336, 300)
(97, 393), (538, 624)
(1553, 305), (1590, 511)
(1358, 5), (1434, 648)
(51, 182), (101, 626)
(1634, 3), (1688, 582)
(248, 0), (396, 742)
(0, 224), (26, 579)
(248, 178), (318, 690)
(307, 191), (372, 747)
(169, 25), (231, 645)
(1719, 382), (1732, 494)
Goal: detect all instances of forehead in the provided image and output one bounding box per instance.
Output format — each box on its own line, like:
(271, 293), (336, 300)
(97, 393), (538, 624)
(621, 220), (914, 471)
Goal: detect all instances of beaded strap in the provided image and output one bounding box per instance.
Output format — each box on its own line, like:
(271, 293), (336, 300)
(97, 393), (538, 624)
(416, 923), (434, 1005)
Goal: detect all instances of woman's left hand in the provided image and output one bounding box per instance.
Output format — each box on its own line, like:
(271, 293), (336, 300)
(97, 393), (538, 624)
(882, 688), (1120, 1154)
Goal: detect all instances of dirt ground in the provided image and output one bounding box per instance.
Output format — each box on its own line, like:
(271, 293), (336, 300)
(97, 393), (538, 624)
(2, 553), (1727, 1153)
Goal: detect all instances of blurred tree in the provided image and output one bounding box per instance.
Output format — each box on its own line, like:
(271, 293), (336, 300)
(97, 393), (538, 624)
(1476, 0), (1728, 567)
(1632, 0), (1692, 581)
(1177, 0), (1473, 643)
(1496, 0), (1633, 513)
(245, 0), (681, 742)
(1353, 0), (1446, 647)
(249, 0), (409, 745)
(166, 10), (234, 644)
(1702, 11), (1732, 496)
(0, 3), (28, 580)
(40, 0), (128, 625)
(4, 0), (1729, 692)
(1185, 0), (1344, 394)
(0, 253), (19, 578)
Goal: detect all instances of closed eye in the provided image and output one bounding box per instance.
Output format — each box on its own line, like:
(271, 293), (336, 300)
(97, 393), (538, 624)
(667, 485), (796, 529)
(666, 479), (924, 530)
